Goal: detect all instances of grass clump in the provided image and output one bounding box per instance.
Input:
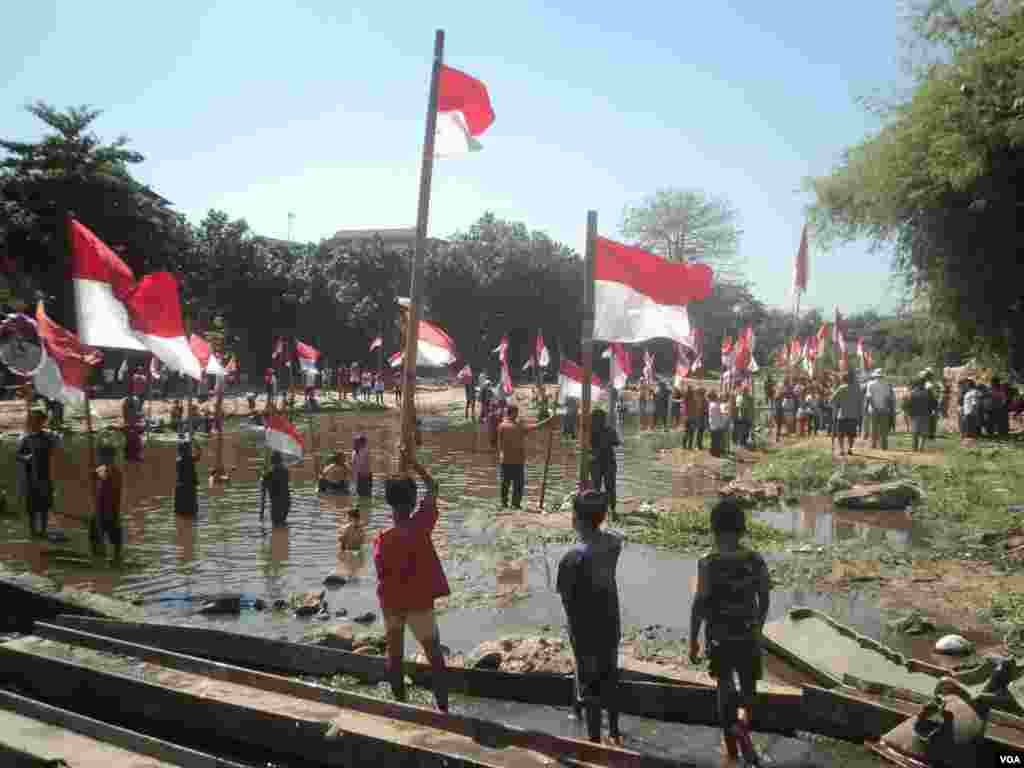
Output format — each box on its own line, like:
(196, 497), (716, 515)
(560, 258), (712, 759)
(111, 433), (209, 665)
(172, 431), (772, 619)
(750, 446), (836, 493)
(632, 499), (792, 554)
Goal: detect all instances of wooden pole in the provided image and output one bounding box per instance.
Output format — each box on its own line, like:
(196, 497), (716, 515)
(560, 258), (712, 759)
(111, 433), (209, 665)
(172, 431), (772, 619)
(538, 382), (560, 513)
(578, 210), (597, 487)
(399, 29), (444, 472)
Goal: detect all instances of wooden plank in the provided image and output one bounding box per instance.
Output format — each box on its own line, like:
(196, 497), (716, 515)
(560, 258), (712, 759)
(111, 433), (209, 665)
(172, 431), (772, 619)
(32, 622), (680, 768)
(0, 642), (586, 768)
(50, 615), (804, 735)
(0, 688), (252, 768)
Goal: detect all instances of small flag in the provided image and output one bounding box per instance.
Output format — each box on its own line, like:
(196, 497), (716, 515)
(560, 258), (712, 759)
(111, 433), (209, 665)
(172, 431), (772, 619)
(557, 359), (604, 405)
(369, 336), (382, 352)
(522, 356), (534, 371)
(456, 364), (472, 383)
(294, 340), (319, 373)
(117, 359), (128, 381)
(642, 349), (655, 384)
(721, 336), (735, 373)
(272, 338), (285, 364)
(435, 65), (496, 156)
(33, 303), (102, 405)
(535, 332), (550, 368)
(265, 413), (304, 459)
(150, 356), (161, 381)
(389, 351), (404, 368)
(492, 336), (509, 360)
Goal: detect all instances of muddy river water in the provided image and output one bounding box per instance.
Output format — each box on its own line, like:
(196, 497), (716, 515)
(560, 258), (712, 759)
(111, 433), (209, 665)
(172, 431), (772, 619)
(0, 405), (930, 763)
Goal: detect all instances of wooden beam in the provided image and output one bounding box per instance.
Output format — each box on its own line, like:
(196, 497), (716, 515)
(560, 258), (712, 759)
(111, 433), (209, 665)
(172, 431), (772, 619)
(0, 688), (251, 768)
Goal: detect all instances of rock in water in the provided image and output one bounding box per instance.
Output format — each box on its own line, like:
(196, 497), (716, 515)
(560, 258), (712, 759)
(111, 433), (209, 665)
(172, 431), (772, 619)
(323, 574), (347, 587)
(197, 594), (242, 615)
(352, 611), (376, 624)
(935, 634), (974, 655)
(473, 651), (503, 670)
(832, 480), (924, 510)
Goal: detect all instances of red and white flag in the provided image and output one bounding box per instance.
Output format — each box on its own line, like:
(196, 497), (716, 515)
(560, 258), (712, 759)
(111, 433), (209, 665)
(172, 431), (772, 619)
(33, 303), (102, 405)
(500, 357), (513, 395)
(264, 413), (304, 459)
(601, 343), (632, 389)
(535, 332), (550, 368)
(721, 336), (735, 373)
(522, 355), (534, 371)
(794, 224), (809, 295)
(557, 359), (604, 405)
(857, 338), (872, 370)
(225, 356), (239, 382)
(294, 340), (319, 373)
(369, 336), (382, 352)
(834, 308), (848, 368)
(456, 364), (472, 383)
(593, 237), (713, 344)
(149, 355), (161, 381)
(389, 351), (404, 369)
(734, 327), (754, 372)
(492, 335), (509, 361)
(272, 338), (285, 365)
(188, 334), (226, 376)
(435, 65), (495, 156)
(642, 348), (655, 384)
(69, 218), (202, 380)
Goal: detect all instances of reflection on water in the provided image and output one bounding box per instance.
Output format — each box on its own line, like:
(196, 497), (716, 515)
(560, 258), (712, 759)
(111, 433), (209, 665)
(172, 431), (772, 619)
(752, 495), (917, 550)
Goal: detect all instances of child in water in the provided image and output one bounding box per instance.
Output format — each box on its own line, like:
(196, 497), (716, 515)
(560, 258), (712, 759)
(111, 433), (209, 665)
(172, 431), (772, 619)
(690, 498), (771, 765)
(91, 443), (123, 563)
(174, 440), (200, 516)
(319, 451), (351, 494)
(338, 506), (365, 550)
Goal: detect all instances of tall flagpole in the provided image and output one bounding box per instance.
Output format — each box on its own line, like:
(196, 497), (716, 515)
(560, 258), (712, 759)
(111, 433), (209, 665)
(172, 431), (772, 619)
(400, 29), (444, 473)
(578, 211), (597, 487)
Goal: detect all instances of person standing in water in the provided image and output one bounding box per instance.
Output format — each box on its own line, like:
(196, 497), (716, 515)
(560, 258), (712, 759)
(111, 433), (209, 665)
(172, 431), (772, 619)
(352, 434), (373, 497)
(589, 409), (621, 520)
(496, 404), (556, 510)
(374, 445), (450, 712)
(690, 498), (771, 766)
(90, 443), (123, 563)
(319, 450), (351, 494)
(16, 407), (59, 538)
(122, 395), (144, 462)
(556, 490), (623, 745)
(174, 440), (200, 516)
(261, 451), (291, 526)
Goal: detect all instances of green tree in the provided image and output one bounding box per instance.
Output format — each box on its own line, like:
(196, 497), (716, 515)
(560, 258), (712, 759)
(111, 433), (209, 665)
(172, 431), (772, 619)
(620, 188), (743, 278)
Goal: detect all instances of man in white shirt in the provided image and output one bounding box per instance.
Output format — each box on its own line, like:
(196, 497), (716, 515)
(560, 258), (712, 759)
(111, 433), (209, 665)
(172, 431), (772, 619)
(864, 370), (895, 450)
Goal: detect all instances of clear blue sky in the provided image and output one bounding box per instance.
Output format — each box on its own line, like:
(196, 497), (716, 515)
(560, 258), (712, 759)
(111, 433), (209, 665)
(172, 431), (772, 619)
(4, 0), (906, 315)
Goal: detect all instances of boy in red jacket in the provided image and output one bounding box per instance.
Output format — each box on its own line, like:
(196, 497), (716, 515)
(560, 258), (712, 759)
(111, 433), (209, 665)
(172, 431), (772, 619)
(374, 446), (450, 711)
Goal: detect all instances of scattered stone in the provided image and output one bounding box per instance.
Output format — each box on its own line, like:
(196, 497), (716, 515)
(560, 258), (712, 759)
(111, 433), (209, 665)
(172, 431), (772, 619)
(935, 634), (974, 655)
(323, 574), (347, 587)
(473, 651), (503, 670)
(352, 611), (376, 624)
(272, 599), (288, 611)
(335, 609), (348, 617)
(317, 612), (331, 621)
(832, 480), (924, 510)
(719, 480), (783, 508)
(467, 636), (573, 674)
(290, 590), (327, 618)
(196, 594), (242, 615)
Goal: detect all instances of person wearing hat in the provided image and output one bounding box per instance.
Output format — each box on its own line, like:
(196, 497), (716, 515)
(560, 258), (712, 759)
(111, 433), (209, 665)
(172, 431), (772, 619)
(864, 369), (895, 451)
(556, 489), (623, 745)
(908, 377), (937, 452)
(16, 407), (60, 538)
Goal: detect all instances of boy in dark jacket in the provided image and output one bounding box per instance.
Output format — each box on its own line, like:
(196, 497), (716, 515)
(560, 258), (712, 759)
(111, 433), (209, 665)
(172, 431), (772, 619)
(91, 443), (123, 562)
(690, 498), (771, 765)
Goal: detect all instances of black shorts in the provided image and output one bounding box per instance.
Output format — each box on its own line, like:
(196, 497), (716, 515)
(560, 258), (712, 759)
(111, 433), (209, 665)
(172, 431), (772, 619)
(91, 517), (123, 549)
(318, 478), (350, 494)
(708, 635), (762, 682)
(465, 383), (476, 402)
(837, 418), (858, 438)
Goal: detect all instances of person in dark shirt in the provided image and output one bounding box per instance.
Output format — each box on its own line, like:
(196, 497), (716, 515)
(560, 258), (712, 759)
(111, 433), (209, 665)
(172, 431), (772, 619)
(174, 440), (199, 516)
(909, 378), (938, 452)
(589, 409), (621, 520)
(557, 490), (623, 745)
(653, 381), (670, 431)
(690, 498), (771, 765)
(563, 395), (579, 438)
(90, 443), (123, 563)
(262, 451), (291, 526)
(16, 408), (59, 538)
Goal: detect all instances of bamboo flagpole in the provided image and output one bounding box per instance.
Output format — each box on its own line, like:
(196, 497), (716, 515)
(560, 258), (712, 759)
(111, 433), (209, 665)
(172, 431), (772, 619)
(399, 29), (445, 472)
(578, 211), (597, 488)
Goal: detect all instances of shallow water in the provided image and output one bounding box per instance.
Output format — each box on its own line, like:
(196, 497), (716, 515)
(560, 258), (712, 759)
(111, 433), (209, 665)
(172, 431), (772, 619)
(0, 407), (916, 657)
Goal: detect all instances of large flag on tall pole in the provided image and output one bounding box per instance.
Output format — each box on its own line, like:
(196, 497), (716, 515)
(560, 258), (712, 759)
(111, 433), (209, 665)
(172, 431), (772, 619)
(69, 218), (202, 380)
(794, 224), (809, 295)
(434, 65), (495, 156)
(593, 237), (713, 344)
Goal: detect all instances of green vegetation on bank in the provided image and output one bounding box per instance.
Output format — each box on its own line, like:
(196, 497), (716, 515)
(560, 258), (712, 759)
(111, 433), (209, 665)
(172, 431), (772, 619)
(631, 498), (793, 554)
(750, 445), (836, 494)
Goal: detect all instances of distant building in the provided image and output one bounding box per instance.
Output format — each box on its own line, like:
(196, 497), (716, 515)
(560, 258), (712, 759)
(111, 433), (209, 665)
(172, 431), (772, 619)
(325, 227), (445, 253)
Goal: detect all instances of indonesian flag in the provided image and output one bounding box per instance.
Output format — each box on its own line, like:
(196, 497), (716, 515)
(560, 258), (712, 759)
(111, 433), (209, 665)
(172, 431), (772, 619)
(721, 336), (735, 372)
(492, 335), (509, 361)
(149, 355), (161, 381)
(535, 332), (550, 368)
(806, 334), (819, 361)
(272, 338), (285, 365)
(188, 334), (223, 376)
(117, 359), (128, 381)
(389, 351), (404, 369)
(602, 343), (631, 390)
(593, 237), (713, 344)
(817, 322), (829, 348)
(294, 340), (319, 373)
(857, 338), (872, 369)
(522, 355), (534, 371)
(33, 303), (102, 405)
(558, 359), (605, 405)
(456, 364), (472, 383)
(734, 328), (753, 372)
(412, 320), (458, 367)
(500, 357), (513, 396)
(794, 224), (809, 294)
(435, 65), (495, 157)
(642, 349), (655, 384)
(69, 218), (202, 381)
(225, 356), (239, 382)
(790, 338), (803, 363)
(369, 336), (382, 352)
(265, 413), (304, 459)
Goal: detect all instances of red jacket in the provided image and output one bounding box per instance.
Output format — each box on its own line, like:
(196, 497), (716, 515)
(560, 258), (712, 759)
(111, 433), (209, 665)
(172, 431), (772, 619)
(373, 495), (450, 612)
